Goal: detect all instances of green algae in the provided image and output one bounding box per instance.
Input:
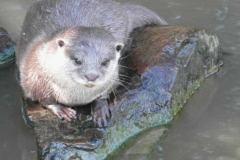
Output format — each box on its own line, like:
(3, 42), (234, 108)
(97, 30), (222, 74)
(170, 76), (205, 118)
(0, 45), (15, 65)
(104, 64), (218, 160)
(105, 126), (167, 160)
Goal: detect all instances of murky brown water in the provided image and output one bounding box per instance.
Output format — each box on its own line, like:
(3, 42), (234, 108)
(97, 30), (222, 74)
(0, 0), (239, 159)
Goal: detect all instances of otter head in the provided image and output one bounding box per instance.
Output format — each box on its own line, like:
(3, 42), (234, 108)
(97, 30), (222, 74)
(49, 27), (124, 89)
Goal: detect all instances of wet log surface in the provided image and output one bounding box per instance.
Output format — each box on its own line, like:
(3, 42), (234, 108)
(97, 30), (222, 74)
(20, 26), (222, 160)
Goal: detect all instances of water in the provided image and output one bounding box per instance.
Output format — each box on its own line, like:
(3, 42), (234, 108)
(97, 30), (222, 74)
(0, 0), (239, 159)
(150, 55), (240, 159)
(0, 1), (41, 159)
(0, 66), (37, 160)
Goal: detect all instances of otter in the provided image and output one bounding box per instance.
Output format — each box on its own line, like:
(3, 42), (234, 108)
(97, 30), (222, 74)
(16, 0), (167, 127)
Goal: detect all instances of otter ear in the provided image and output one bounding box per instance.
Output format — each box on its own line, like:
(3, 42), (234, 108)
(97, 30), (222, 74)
(115, 43), (124, 52)
(56, 39), (66, 48)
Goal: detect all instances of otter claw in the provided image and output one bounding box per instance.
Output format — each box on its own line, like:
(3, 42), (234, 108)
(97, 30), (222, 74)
(46, 104), (77, 121)
(91, 99), (110, 128)
(93, 116), (108, 128)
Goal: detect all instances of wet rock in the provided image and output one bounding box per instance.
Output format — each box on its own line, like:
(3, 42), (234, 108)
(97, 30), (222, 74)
(21, 26), (222, 160)
(0, 27), (15, 68)
(109, 127), (167, 160)
(124, 127), (167, 155)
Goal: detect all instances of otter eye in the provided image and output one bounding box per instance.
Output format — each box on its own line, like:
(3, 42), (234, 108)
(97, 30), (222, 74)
(101, 59), (110, 67)
(58, 40), (65, 47)
(116, 45), (122, 52)
(74, 58), (82, 65)
(115, 43), (124, 52)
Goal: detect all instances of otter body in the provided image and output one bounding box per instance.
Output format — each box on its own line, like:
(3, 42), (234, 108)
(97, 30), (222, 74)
(16, 0), (167, 127)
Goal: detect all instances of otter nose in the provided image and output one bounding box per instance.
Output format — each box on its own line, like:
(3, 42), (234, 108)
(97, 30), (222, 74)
(85, 73), (99, 82)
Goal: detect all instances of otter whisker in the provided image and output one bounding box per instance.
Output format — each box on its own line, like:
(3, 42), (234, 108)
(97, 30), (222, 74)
(118, 64), (134, 70)
(110, 78), (130, 91)
(119, 53), (133, 60)
(118, 79), (131, 86)
(117, 82), (130, 91)
(118, 74), (132, 79)
(110, 86), (117, 101)
(107, 77), (130, 91)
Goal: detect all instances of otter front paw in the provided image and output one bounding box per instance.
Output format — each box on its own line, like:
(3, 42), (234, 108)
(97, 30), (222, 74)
(91, 99), (110, 128)
(46, 104), (77, 121)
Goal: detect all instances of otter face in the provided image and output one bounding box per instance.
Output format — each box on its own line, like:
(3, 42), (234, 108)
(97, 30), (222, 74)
(54, 33), (124, 89)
